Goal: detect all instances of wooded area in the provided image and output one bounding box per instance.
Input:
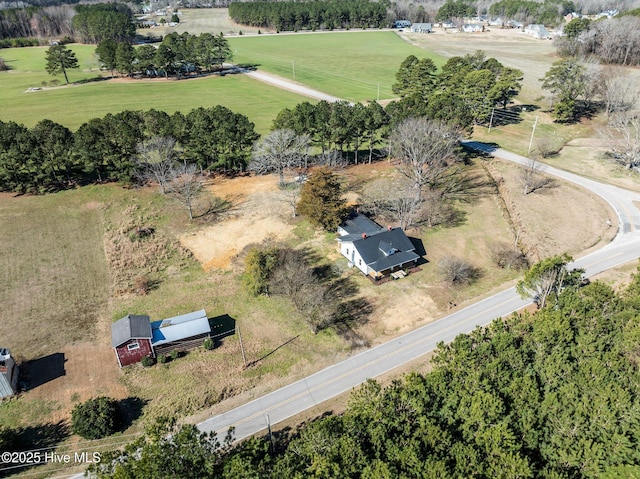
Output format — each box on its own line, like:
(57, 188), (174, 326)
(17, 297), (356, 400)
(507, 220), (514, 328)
(229, 0), (388, 31)
(86, 266), (640, 478)
(0, 107), (258, 193)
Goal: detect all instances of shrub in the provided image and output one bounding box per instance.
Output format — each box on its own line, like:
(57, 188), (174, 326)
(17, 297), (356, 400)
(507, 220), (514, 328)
(438, 256), (482, 285)
(141, 355), (155, 367)
(243, 246), (279, 296)
(170, 349), (179, 361)
(491, 243), (529, 270)
(71, 397), (121, 439)
(203, 338), (214, 350)
(158, 354), (168, 364)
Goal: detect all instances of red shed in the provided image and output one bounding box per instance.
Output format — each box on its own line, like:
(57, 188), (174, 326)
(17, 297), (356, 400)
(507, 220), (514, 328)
(112, 314), (154, 368)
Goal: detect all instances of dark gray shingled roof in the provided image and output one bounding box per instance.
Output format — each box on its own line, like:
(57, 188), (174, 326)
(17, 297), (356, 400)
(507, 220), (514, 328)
(351, 228), (417, 266)
(111, 314), (152, 348)
(339, 212), (384, 236)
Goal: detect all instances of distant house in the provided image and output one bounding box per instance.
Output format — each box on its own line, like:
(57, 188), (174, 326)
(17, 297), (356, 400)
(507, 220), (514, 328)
(488, 17), (504, 26)
(337, 213), (420, 280)
(411, 23), (432, 33)
(462, 23), (484, 33)
(524, 24), (551, 39)
(394, 20), (411, 28)
(112, 314), (154, 368)
(112, 310), (212, 367)
(0, 348), (19, 398)
(507, 19), (524, 28)
(441, 20), (456, 29)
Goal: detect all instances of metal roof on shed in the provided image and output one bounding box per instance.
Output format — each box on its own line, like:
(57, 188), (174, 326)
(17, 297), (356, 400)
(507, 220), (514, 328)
(151, 310), (211, 347)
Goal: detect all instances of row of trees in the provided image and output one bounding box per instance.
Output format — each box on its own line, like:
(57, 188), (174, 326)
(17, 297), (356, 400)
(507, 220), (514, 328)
(0, 107), (259, 194)
(557, 16), (640, 66)
(88, 264), (640, 478)
(539, 57), (639, 122)
(488, 0), (576, 25)
(71, 3), (135, 44)
(0, 5), (74, 40)
(229, 0), (389, 31)
(96, 32), (232, 78)
(391, 51), (523, 129)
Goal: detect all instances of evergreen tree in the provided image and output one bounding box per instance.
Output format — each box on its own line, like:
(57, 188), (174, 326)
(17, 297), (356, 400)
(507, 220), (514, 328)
(45, 44), (79, 84)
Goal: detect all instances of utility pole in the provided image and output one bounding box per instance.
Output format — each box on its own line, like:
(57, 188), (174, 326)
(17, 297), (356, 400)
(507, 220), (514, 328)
(237, 324), (247, 368)
(528, 116), (539, 155)
(266, 413), (275, 453)
(488, 108), (494, 133)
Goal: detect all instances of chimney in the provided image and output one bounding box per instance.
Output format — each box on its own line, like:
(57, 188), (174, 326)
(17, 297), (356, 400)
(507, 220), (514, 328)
(388, 226), (392, 231)
(362, 233), (367, 239)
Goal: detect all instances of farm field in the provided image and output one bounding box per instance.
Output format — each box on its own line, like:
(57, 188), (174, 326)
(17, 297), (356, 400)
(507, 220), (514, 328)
(0, 45), (309, 133)
(228, 31), (444, 102)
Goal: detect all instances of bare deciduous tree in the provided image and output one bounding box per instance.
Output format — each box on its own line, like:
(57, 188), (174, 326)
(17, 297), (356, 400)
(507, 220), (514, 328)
(135, 136), (178, 194)
(390, 117), (461, 202)
(280, 182), (302, 217)
(599, 67), (638, 119)
(520, 158), (555, 194)
(166, 163), (205, 220)
(604, 113), (640, 171)
(362, 176), (422, 230)
(250, 129), (310, 186)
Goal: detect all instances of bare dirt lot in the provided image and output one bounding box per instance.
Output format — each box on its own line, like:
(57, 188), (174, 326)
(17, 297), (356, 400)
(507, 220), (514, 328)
(180, 176), (293, 271)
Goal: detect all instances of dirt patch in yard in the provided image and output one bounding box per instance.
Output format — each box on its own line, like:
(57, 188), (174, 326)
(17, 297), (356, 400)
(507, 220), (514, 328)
(179, 175), (294, 271)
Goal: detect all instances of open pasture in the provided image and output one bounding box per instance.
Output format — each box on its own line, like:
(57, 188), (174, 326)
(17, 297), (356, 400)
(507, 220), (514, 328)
(0, 45), (309, 132)
(228, 31), (445, 102)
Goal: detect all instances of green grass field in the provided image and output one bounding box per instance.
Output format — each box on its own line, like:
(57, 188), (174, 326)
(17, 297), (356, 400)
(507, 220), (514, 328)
(229, 31), (445, 102)
(0, 45), (310, 132)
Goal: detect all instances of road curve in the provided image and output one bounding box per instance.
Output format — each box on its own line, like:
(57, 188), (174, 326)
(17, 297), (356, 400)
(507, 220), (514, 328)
(197, 142), (640, 443)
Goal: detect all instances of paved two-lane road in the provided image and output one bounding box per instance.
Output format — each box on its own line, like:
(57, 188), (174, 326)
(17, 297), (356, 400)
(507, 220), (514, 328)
(198, 142), (640, 443)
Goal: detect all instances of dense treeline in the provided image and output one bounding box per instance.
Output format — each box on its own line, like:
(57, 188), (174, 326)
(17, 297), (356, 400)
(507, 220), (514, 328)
(557, 16), (640, 65)
(86, 266), (640, 478)
(0, 107), (258, 193)
(71, 3), (134, 43)
(229, 0), (389, 31)
(488, 0), (575, 25)
(96, 32), (232, 78)
(0, 5), (74, 40)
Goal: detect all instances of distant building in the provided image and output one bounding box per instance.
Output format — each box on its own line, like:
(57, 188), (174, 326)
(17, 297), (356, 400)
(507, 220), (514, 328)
(411, 23), (432, 33)
(394, 20), (411, 28)
(462, 23), (484, 33)
(0, 348), (19, 398)
(524, 24), (552, 39)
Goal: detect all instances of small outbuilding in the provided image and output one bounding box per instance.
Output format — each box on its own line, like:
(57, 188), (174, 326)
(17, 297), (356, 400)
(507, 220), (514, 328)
(112, 314), (154, 368)
(0, 348), (19, 398)
(112, 310), (213, 367)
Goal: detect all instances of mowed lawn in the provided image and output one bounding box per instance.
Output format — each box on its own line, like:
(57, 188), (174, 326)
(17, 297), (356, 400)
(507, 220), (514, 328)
(0, 45), (309, 132)
(228, 31), (445, 102)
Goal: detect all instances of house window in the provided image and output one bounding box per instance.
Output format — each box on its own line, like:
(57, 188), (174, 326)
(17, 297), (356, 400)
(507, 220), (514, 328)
(127, 342), (140, 351)
(346, 248), (349, 255)
(358, 259), (362, 266)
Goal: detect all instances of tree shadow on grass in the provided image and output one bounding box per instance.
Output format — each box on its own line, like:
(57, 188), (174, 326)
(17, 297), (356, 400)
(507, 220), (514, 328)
(117, 397), (147, 431)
